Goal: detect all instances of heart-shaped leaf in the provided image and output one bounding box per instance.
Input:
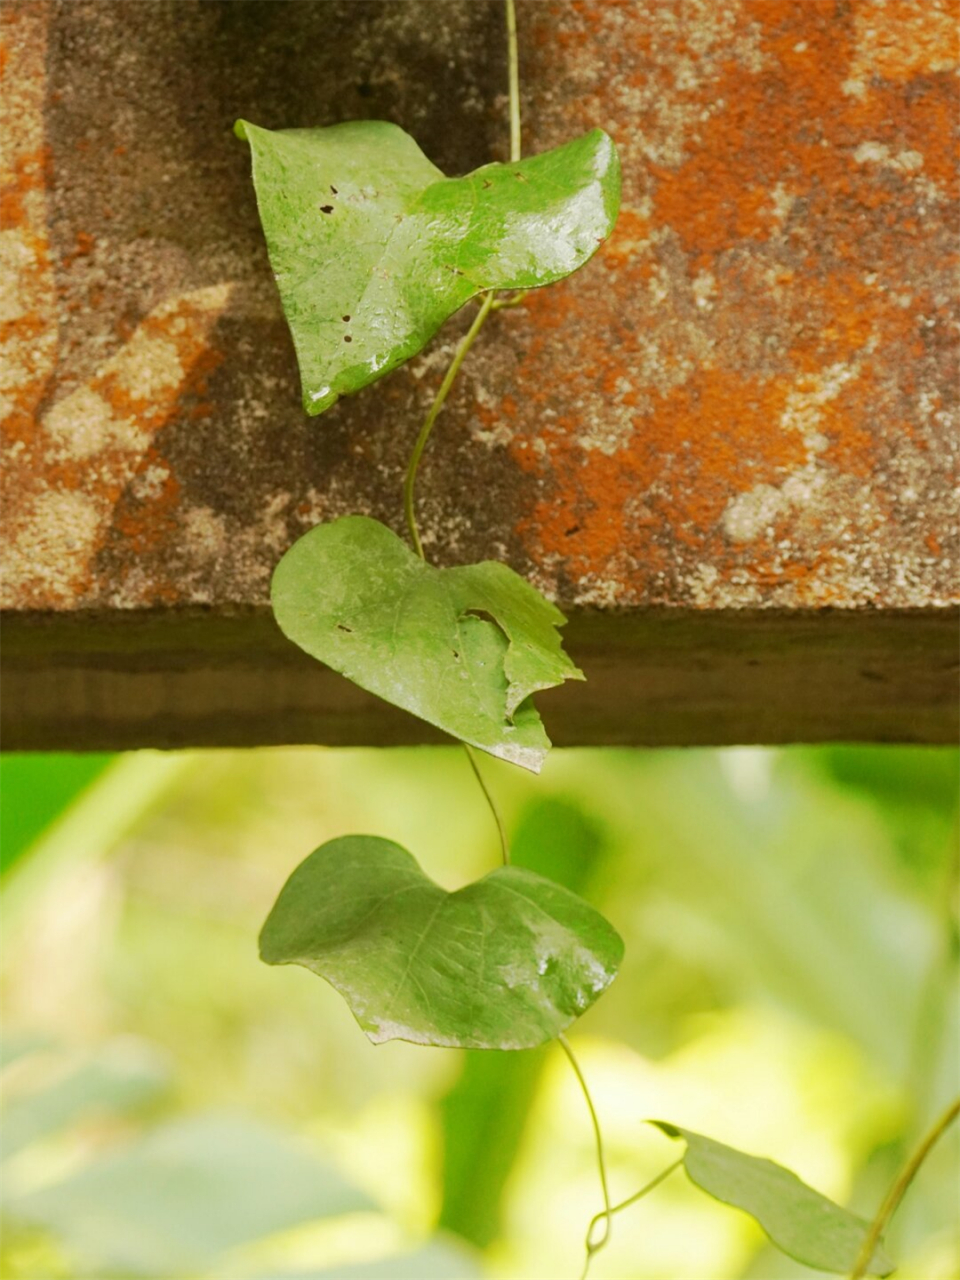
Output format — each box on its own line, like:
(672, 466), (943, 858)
(271, 516), (583, 772)
(260, 835), (623, 1050)
(651, 1123), (894, 1276)
(235, 118), (620, 414)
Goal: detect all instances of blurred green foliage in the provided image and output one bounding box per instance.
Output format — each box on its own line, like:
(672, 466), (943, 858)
(0, 755), (114, 876)
(0, 745), (956, 1279)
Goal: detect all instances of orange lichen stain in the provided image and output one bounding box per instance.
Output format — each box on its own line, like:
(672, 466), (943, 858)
(85, 304), (227, 569)
(849, 0), (959, 83)
(648, 0), (957, 253)
(643, 3), (846, 253)
(787, 271), (882, 371)
(597, 206), (651, 269)
(0, 145), (51, 228)
(500, 0), (958, 606)
(111, 450), (183, 556)
(5, 280), (232, 609)
(847, 79), (960, 199)
(650, 126), (774, 257)
(514, 367), (805, 581)
(91, 299), (226, 430)
(817, 375), (882, 479)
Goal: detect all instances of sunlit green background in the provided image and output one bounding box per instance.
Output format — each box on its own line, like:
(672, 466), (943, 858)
(1, 745), (957, 1279)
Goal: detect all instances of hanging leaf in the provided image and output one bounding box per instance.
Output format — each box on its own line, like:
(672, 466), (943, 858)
(271, 516), (583, 772)
(235, 118), (620, 414)
(650, 1123), (894, 1276)
(260, 835), (623, 1050)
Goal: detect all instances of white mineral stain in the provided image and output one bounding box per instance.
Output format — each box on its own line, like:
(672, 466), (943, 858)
(182, 506), (229, 559)
(853, 141), (925, 174)
(722, 484), (785, 543)
(11, 491), (100, 604)
(692, 269), (717, 308)
(43, 385), (115, 458)
(0, 232), (37, 325)
(847, 1), (958, 84)
(113, 332), (184, 401)
(129, 463), (171, 503)
(722, 362), (862, 544)
(767, 183), (795, 225)
(781, 360), (862, 449)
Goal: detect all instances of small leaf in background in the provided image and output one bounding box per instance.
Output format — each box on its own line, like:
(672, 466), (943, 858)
(235, 119), (620, 414)
(271, 516), (583, 772)
(7, 1113), (373, 1278)
(1, 1039), (170, 1161)
(260, 835), (622, 1050)
(651, 1122), (894, 1276)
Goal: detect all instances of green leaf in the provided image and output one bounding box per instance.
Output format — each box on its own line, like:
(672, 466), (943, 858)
(651, 1122), (894, 1276)
(235, 118), (620, 414)
(271, 515), (583, 772)
(259, 835), (623, 1050)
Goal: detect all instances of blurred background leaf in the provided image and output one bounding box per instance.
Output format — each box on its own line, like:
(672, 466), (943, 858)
(7, 1111), (373, 1277)
(0, 755), (115, 877)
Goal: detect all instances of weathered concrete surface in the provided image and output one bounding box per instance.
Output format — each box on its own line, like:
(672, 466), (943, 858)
(2, 0), (957, 748)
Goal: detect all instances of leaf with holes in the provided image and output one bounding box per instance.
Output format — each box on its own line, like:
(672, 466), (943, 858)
(651, 1123), (894, 1276)
(260, 835), (623, 1049)
(271, 515), (583, 772)
(235, 118), (620, 414)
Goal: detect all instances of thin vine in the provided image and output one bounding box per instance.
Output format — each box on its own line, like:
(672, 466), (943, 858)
(401, 290), (495, 560)
(464, 744), (511, 866)
(557, 1032), (613, 1279)
(584, 1157), (684, 1274)
(849, 1096), (960, 1280)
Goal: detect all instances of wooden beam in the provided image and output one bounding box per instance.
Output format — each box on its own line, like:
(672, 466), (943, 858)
(3, 607), (956, 750)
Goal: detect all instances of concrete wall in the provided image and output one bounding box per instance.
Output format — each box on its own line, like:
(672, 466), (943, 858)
(3, 0), (957, 747)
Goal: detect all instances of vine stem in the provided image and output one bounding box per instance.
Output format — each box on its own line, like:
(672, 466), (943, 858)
(494, 0), (527, 313)
(506, 0), (521, 164)
(556, 1034), (613, 1280)
(402, 0), (523, 560)
(849, 1096), (960, 1280)
(402, 290), (496, 559)
(464, 744), (510, 865)
(584, 1157), (683, 1260)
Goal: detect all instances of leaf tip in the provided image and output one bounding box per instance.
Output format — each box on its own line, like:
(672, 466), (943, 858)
(303, 384), (339, 417)
(649, 1120), (683, 1141)
(257, 932), (280, 966)
(233, 118), (251, 143)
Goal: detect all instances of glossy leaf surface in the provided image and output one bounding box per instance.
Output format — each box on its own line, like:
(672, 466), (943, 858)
(260, 835), (623, 1049)
(235, 119), (620, 414)
(652, 1123), (894, 1276)
(271, 516), (583, 772)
